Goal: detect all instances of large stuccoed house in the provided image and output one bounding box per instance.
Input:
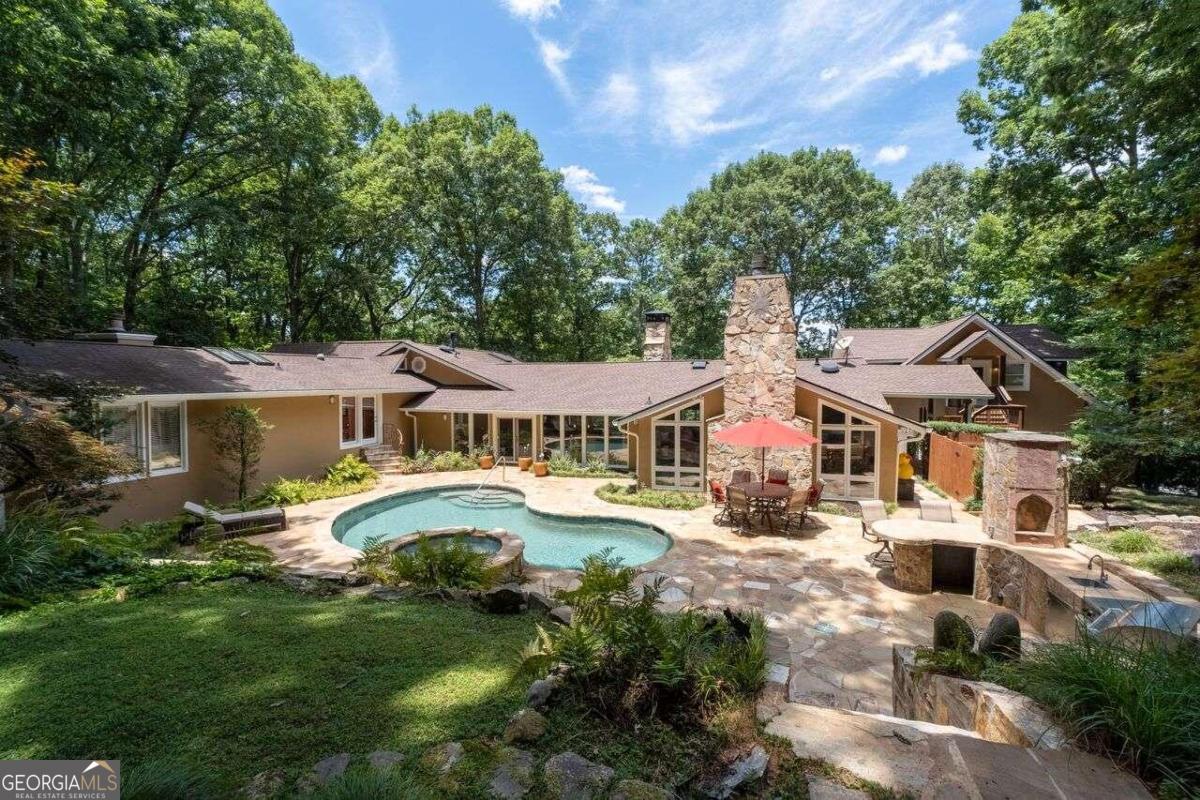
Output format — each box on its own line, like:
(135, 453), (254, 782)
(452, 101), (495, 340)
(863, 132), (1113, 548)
(2, 259), (1090, 524)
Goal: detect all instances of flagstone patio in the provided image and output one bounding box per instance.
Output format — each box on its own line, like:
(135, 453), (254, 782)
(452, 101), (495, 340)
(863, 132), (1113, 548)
(250, 468), (1038, 715)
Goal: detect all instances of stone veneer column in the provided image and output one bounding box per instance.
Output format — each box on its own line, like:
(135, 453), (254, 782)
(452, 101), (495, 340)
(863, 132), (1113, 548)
(981, 432), (1070, 548)
(707, 270), (813, 485)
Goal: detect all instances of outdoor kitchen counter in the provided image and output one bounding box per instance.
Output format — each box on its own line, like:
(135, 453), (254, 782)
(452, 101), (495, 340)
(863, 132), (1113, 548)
(870, 519), (990, 546)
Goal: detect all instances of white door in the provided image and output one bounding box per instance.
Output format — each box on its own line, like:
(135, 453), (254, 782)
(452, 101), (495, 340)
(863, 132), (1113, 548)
(817, 401), (879, 500)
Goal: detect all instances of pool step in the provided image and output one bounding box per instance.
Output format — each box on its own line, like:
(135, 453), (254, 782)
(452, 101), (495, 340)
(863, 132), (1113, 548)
(438, 490), (521, 509)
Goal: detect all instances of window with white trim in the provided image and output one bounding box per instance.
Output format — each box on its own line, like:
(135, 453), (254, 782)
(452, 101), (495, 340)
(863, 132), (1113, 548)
(817, 401), (878, 500)
(651, 402), (703, 490)
(339, 394), (380, 447)
(1003, 362), (1030, 391)
(99, 400), (187, 479)
(538, 413), (630, 471)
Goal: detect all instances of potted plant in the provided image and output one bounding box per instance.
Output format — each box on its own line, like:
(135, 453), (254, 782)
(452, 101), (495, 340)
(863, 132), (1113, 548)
(517, 444), (533, 472)
(532, 448), (549, 477)
(475, 437), (495, 470)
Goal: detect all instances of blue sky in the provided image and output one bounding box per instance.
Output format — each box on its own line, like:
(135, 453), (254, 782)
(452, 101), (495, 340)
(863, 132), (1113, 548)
(268, 0), (1019, 219)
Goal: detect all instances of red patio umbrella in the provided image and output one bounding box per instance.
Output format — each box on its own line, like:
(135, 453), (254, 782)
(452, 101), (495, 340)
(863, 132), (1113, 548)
(713, 416), (819, 487)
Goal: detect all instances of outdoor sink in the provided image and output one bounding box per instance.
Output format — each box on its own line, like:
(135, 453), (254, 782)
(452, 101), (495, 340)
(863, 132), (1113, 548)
(1069, 575), (1108, 589)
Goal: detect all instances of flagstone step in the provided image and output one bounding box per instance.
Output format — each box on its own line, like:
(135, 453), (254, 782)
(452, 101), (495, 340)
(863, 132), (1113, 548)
(765, 703), (1152, 800)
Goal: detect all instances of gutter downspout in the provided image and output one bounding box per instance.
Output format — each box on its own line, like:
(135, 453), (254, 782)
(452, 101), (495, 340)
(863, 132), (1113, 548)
(619, 422), (640, 487)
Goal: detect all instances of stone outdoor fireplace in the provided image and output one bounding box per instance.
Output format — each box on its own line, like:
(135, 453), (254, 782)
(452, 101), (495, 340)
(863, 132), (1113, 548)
(706, 256), (813, 486)
(980, 431), (1070, 547)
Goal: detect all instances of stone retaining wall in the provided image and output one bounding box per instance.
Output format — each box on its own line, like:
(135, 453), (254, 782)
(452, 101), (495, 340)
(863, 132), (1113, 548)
(892, 645), (1068, 750)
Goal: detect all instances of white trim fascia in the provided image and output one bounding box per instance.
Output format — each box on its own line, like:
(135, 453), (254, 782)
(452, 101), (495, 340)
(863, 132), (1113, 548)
(107, 388), (432, 403)
(881, 391), (995, 401)
(937, 330), (1023, 362)
(905, 313), (1093, 403)
(410, 407), (639, 417)
(393, 341), (512, 391)
(612, 378), (725, 427)
(795, 378), (926, 434)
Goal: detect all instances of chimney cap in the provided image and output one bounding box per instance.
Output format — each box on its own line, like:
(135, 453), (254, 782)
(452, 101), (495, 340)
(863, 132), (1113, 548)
(644, 310), (671, 323)
(749, 253), (769, 275)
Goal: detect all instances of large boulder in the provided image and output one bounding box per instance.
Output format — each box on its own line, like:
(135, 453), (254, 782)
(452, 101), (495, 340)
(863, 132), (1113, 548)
(295, 753), (351, 794)
(489, 747), (535, 800)
(478, 584), (526, 614)
(503, 708), (547, 744)
(549, 606), (574, 626)
(977, 612), (1021, 662)
(933, 610), (975, 652)
(367, 751), (405, 771)
(543, 752), (615, 800)
(526, 590), (556, 613)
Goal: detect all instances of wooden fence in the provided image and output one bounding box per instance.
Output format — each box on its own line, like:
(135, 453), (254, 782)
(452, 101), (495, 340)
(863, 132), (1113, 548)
(928, 432), (979, 501)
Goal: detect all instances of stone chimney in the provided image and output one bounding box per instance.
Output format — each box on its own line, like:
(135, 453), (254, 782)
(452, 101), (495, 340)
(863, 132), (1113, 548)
(642, 311), (672, 361)
(980, 432), (1070, 548)
(707, 254), (813, 484)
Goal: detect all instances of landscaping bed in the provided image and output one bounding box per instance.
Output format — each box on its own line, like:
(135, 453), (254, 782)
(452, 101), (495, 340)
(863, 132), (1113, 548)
(1072, 527), (1200, 600)
(595, 482), (707, 510)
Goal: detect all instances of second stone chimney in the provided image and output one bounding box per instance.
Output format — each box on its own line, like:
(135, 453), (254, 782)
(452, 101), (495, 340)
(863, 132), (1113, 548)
(642, 311), (672, 361)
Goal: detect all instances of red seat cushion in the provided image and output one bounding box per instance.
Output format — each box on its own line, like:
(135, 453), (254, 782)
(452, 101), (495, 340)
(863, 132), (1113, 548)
(766, 476), (789, 486)
(709, 480), (727, 501)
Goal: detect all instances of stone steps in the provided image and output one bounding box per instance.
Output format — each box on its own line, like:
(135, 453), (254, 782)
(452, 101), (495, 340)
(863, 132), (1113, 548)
(765, 703), (1152, 800)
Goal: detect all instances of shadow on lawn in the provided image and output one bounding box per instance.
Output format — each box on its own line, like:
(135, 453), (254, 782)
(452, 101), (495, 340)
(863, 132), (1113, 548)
(0, 584), (536, 794)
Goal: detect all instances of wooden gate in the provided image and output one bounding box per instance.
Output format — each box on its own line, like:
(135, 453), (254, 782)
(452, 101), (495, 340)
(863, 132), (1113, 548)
(928, 432), (978, 501)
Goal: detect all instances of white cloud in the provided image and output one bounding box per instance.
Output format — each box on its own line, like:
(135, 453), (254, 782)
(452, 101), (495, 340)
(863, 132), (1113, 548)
(819, 67), (840, 81)
(560, 165), (626, 213)
(538, 37), (572, 96)
(595, 72), (640, 118)
(653, 58), (757, 145)
(873, 144), (909, 164)
(327, 4), (401, 101)
(501, 0), (561, 21)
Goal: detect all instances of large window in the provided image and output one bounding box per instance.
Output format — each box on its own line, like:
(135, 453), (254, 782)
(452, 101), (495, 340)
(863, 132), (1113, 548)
(1003, 361), (1029, 391)
(651, 402), (703, 490)
(339, 394), (380, 448)
(452, 413), (491, 454)
(817, 401), (877, 499)
(539, 413), (630, 471)
(100, 401), (187, 479)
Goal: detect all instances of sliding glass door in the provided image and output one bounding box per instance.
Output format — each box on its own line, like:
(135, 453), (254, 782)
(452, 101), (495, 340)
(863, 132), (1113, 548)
(652, 402), (703, 490)
(495, 417), (533, 461)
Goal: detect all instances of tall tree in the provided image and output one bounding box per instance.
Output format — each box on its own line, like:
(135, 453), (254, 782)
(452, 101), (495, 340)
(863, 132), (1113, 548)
(661, 148), (896, 357)
(611, 219), (665, 357)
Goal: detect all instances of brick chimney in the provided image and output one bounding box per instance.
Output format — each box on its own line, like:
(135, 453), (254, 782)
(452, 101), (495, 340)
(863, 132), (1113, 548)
(642, 311), (672, 361)
(707, 254), (813, 484)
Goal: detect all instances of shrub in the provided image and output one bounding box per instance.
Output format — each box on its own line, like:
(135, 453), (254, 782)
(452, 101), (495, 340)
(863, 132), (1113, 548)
(595, 483), (706, 510)
(926, 420), (1005, 436)
(1105, 529), (1158, 554)
(0, 502), (76, 596)
(548, 454), (623, 478)
(122, 759), (216, 800)
(990, 634), (1200, 793)
(325, 453), (377, 485)
(100, 557), (275, 598)
(519, 549), (767, 724)
(389, 448), (478, 474)
(199, 538), (276, 564)
(353, 534), (498, 590)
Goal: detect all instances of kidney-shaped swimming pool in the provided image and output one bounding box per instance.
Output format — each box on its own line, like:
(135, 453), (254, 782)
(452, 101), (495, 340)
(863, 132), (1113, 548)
(332, 486), (671, 570)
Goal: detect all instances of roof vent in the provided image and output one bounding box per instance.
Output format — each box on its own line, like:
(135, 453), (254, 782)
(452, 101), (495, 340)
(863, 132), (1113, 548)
(692, 360), (707, 369)
(820, 361), (841, 374)
(74, 312), (158, 346)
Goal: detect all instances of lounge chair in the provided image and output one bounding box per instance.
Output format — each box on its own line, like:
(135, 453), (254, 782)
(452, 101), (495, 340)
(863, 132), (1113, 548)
(766, 468), (790, 486)
(182, 501), (287, 541)
(859, 500), (892, 566)
(919, 499), (954, 523)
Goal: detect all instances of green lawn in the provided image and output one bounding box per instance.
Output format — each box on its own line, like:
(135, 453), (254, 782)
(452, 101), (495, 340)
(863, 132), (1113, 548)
(0, 583), (536, 795)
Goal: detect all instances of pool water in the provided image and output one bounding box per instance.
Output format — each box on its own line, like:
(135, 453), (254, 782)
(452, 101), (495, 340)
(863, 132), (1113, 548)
(333, 487), (671, 569)
(398, 536), (501, 556)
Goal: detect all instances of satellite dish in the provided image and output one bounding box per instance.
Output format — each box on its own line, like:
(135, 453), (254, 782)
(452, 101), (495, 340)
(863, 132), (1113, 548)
(833, 335), (854, 353)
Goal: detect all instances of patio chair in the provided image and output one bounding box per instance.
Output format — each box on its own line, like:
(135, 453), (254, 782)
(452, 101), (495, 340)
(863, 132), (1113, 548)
(730, 468), (754, 486)
(766, 468), (790, 486)
(182, 501), (287, 543)
(859, 500), (892, 566)
(710, 479), (730, 525)
(919, 499), (955, 523)
(782, 480), (826, 532)
(726, 485), (753, 534)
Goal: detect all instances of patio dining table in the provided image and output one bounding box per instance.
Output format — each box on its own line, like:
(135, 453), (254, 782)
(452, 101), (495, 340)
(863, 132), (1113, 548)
(730, 480), (792, 533)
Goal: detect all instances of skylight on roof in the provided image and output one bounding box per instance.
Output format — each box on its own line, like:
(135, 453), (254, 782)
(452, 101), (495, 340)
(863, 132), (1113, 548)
(233, 348), (274, 366)
(202, 346), (249, 364)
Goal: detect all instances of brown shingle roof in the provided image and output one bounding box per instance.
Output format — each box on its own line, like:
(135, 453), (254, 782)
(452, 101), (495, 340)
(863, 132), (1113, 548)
(405, 360), (724, 415)
(997, 324), (1087, 361)
(797, 361), (991, 414)
(834, 316), (970, 362)
(0, 340), (436, 396)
